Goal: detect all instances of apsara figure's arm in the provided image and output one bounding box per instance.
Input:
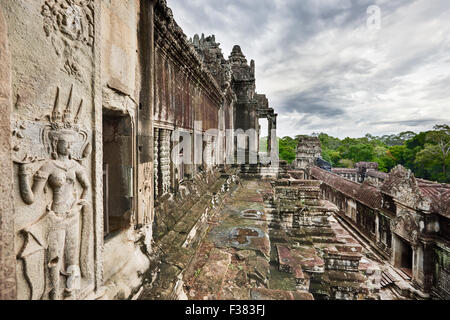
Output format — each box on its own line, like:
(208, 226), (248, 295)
(18, 163), (50, 205)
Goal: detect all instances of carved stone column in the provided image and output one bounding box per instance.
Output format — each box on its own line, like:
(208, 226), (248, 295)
(154, 128), (159, 199)
(159, 129), (171, 195)
(0, 7), (17, 300)
(137, 0), (156, 226)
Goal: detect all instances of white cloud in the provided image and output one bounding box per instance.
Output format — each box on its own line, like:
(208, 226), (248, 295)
(168, 0), (450, 138)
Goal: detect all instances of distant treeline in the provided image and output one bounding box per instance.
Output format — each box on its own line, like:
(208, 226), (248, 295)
(260, 124), (450, 183)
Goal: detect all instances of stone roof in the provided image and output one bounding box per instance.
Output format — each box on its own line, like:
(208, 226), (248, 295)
(332, 168), (357, 174)
(366, 170), (388, 180)
(191, 33), (232, 91)
(229, 45), (255, 82)
(314, 165), (450, 218)
(356, 162), (379, 169)
(154, 0), (224, 105)
(417, 180), (450, 219)
(311, 166), (382, 209)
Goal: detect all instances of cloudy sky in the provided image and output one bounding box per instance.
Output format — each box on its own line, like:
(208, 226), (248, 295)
(169, 0), (450, 138)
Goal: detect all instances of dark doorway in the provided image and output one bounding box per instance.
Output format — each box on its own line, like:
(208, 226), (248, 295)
(398, 236), (413, 276)
(103, 110), (133, 237)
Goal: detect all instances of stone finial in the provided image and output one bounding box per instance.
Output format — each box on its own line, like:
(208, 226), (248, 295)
(229, 45), (247, 65)
(193, 34), (199, 46)
(231, 45), (243, 55)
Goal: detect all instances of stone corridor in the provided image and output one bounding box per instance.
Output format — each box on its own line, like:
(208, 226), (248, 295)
(182, 179), (280, 300)
(140, 178), (408, 300)
(1, 0), (448, 301)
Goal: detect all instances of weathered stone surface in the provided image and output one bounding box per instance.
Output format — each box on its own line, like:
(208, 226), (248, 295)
(0, 6), (16, 300)
(101, 227), (151, 300)
(295, 136), (322, 170)
(1, 0), (447, 302)
(236, 250), (257, 261)
(247, 255), (270, 287)
(250, 288), (314, 300)
(191, 248), (231, 299)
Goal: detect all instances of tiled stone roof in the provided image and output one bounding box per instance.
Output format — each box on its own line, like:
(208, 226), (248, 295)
(332, 168), (357, 174)
(366, 170), (388, 180)
(417, 180), (450, 219)
(313, 165), (450, 218)
(311, 166), (382, 209)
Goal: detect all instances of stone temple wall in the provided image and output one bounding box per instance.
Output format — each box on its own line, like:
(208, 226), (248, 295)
(0, 0), (270, 300)
(0, 6), (16, 300)
(0, 0), (160, 300)
(100, 0), (155, 300)
(0, 0), (103, 300)
(159, 128), (172, 195)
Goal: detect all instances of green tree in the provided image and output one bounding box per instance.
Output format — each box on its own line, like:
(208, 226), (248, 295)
(414, 144), (444, 181)
(427, 125), (450, 179)
(259, 136), (268, 153)
(278, 136), (297, 164)
(339, 159), (354, 168)
(340, 143), (374, 163)
(281, 124), (448, 182)
(318, 133), (341, 150)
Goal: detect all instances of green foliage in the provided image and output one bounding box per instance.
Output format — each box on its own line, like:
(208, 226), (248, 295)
(339, 159), (354, 168)
(259, 136), (268, 153)
(278, 125), (450, 183)
(413, 125), (450, 181)
(278, 136), (298, 164)
(379, 131), (417, 146)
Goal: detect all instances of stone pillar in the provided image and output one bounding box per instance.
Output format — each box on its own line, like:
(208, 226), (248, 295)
(185, 132), (194, 179)
(267, 116), (272, 154)
(413, 242), (434, 292)
(0, 7), (16, 300)
(271, 115), (278, 165)
(159, 129), (171, 195)
(375, 213), (380, 243)
(137, 0), (156, 226)
(154, 128), (159, 199)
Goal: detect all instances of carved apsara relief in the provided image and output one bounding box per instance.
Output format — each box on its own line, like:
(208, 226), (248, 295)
(13, 86), (94, 300)
(140, 163), (154, 225)
(41, 0), (94, 77)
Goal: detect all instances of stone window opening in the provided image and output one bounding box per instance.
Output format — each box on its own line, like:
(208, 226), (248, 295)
(395, 235), (413, 276)
(178, 150), (185, 183)
(210, 136), (216, 168)
(175, 134), (185, 185)
(102, 110), (134, 238)
(202, 139), (207, 171)
(258, 118), (269, 155)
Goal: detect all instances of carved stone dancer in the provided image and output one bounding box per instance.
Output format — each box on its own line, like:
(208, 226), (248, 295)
(16, 86), (92, 300)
